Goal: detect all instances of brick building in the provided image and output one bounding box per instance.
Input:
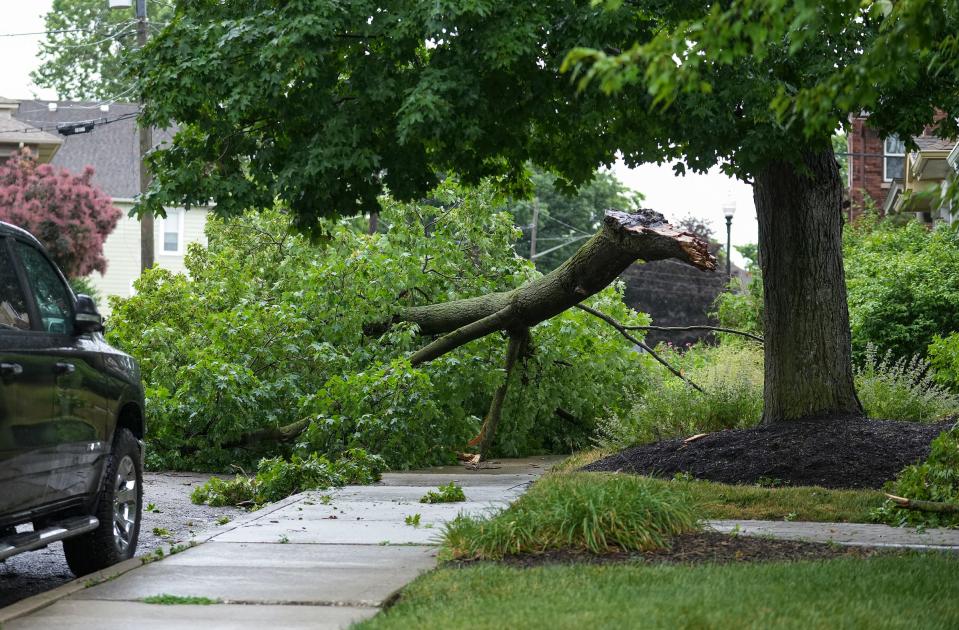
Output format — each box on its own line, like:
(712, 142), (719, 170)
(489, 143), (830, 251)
(846, 115), (905, 219)
(847, 115), (958, 224)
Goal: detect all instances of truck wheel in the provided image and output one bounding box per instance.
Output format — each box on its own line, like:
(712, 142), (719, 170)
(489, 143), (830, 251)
(63, 428), (142, 576)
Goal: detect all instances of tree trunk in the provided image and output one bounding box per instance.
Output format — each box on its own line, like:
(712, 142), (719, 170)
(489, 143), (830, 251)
(753, 148), (862, 423)
(377, 209), (716, 365)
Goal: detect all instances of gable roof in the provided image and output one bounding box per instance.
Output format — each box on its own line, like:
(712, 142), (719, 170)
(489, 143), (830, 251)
(0, 98), (63, 163)
(12, 100), (175, 200)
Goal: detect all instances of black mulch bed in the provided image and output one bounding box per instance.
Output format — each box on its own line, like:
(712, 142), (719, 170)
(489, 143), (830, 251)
(584, 416), (956, 489)
(451, 532), (879, 569)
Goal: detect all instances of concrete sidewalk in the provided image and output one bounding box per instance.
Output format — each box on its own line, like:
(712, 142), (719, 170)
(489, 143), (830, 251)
(708, 519), (959, 551)
(4, 457), (557, 630)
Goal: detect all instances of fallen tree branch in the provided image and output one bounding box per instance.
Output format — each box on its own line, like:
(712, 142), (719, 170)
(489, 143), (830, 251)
(574, 304), (705, 393)
(368, 209), (716, 352)
(623, 324), (764, 343)
(885, 493), (959, 514)
(468, 329), (530, 460)
(409, 306), (515, 366)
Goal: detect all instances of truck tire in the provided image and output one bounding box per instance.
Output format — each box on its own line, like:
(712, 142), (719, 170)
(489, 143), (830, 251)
(63, 428), (142, 576)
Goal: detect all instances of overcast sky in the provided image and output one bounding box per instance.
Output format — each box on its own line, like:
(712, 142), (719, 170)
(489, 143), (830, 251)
(0, 1), (757, 266)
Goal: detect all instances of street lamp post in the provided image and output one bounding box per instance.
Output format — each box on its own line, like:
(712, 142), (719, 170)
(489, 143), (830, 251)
(110, 0), (153, 273)
(722, 199), (736, 278)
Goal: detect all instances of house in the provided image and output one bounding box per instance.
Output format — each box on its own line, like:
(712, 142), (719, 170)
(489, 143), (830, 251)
(0, 97), (62, 161)
(847, 115), (957, 224)
(9, 99), (211, 313)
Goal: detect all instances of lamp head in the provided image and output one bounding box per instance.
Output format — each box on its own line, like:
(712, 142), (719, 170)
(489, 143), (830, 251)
(722, 199), (736, 220)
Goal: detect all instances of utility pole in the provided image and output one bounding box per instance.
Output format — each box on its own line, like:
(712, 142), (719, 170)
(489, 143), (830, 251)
(529, 200), (539, 260)
(135, 0), (153, 272)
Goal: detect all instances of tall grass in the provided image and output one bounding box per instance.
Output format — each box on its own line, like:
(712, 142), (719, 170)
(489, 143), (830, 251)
(597, 343), (764, 448)
(855, 344), (959, 422)
(441, 473), (701, 559)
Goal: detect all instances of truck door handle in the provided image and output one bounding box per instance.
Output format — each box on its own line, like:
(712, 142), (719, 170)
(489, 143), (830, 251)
(53, 362), (76, 375)
(0, 362), (24, 378)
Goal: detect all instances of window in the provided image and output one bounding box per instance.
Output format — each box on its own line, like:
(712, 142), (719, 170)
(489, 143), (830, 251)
(0, 246), (31, 330)
(884, 135), (906, 181)
(162, 209), (184, 254)
(14, 242), (73, 335)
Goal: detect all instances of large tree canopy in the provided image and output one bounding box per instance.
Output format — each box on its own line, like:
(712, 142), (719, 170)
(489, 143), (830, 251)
(135, 0), (959, 424)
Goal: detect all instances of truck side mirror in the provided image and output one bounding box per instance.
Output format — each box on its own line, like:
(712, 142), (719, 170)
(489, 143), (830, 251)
(74, 294), (104, 334)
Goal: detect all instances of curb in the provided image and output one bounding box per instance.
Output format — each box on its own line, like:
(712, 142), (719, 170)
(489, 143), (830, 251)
(0, 557), (142, 625)
(0, 492), (307, 626)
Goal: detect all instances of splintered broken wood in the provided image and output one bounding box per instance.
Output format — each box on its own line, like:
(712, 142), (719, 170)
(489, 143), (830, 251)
(679, 433), (709, 450)
(885, 493), (959, 513)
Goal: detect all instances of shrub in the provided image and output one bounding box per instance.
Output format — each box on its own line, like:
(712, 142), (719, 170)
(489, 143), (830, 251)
(108, 182), (650, 471)
(872, 425), (959, 528)
(441, 473), (700, 559)
(928, 332), (959, 392)
(0, 149), (121, 278)
(854, 344), (959, 422)
(596, 343), (764, 448)
(191, 449), (385, 508)
(716, 217), (959, 362)
(844, 215), (959, 361)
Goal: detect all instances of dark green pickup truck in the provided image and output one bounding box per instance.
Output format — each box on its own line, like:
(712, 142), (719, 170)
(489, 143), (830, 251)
(0, 221), (145, 576)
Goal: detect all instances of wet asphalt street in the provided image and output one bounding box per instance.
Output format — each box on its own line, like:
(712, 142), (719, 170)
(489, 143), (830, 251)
(0, 472), (244, 609)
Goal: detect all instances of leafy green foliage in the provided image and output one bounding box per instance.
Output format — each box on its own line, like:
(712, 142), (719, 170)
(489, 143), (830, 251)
(717, 215), (959, 361)
(420, 482), (467, 504)
(854, 345), (959, 422)
(441, 473), (700, 559)
(33, 0), (174, 99)
(510, 167), (640, 272)
(190, 449), (385, 509)
(713, 276), (764, 336)
(138, 1), (959, 221)
(873, 426), (959, 528)
(929, 333), (959, 392)
(566, 1), (959, 176)
(712, 244), (763, 335)
(597, 344), (764, 448)
(845, 215), (959, 361)
(107, 182), (649, 471)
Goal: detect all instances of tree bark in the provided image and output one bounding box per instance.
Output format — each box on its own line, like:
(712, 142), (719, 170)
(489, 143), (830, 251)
(383, 209), (715, 365)
(472, 329), (529, 459)
(753, 148), (862, 423)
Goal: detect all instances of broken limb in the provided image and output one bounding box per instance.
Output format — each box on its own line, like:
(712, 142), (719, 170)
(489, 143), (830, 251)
(468, 329), (531, 460)
(379, 209), (716, 365)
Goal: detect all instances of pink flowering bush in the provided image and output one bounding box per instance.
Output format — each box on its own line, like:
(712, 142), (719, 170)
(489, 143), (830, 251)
(0, 149), (120, 278)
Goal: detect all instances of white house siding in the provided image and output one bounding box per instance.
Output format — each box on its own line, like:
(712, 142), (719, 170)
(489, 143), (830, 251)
(88, 201), (210, 315)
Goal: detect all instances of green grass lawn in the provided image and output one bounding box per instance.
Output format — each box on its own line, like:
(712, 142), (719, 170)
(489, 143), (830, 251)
(357, 555), (959, 630)
(552, 451), (885, 523)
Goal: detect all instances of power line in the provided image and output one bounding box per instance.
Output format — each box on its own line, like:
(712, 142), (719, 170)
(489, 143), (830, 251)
(530, 235), (590, 259)
(0, 27), (117, 38)
(1, 111), (140, 136)
(539, 213), (592, 236)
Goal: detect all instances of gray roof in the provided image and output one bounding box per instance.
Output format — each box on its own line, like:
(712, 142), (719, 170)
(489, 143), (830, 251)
(914, 136), (958, 152)
(13, 100), (174, 199)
